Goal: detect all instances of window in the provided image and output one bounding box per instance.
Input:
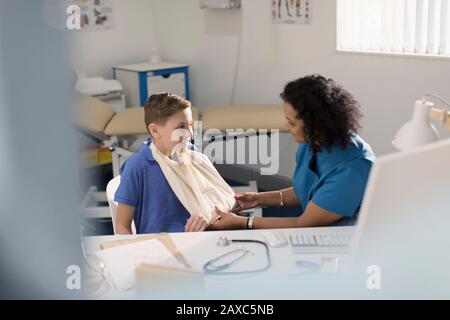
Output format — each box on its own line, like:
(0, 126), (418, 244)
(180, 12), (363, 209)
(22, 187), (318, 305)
(337, 0), (450, 57)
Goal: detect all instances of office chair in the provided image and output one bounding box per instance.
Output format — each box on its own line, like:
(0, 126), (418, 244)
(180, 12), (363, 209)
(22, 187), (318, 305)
(106, 175), (137, 234)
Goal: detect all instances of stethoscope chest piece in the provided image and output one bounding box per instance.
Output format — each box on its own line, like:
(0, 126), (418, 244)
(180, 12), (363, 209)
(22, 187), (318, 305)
(217, 236), (231, 247)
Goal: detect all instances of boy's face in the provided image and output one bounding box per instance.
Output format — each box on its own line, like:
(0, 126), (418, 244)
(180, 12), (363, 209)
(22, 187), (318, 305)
(153, 108), (194, 154)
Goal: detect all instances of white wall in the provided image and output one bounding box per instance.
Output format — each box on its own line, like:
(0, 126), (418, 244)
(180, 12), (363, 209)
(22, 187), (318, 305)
(152, 0), (243, 107)
(73, 0), (450, 178)
(151, 0), (450, 157)
(71, 0), (157, 78)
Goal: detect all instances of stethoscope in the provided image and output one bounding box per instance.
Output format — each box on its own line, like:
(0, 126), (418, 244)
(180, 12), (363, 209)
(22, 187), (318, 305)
(203, 236), (271, 275)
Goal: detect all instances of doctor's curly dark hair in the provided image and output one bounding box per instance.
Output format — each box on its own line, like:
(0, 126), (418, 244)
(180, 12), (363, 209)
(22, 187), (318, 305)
(280, 74), (362, 153)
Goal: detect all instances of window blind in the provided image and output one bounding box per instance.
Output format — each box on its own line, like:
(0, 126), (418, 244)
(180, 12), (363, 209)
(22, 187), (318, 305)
(337, 0), (450, 57)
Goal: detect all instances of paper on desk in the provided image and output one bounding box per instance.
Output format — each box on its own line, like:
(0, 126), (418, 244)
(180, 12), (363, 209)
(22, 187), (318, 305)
(95, 239), (185, 291)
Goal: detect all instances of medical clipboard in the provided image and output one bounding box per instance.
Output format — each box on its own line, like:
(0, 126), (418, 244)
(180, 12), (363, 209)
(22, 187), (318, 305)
(100, 234), (203, 290)
(99, 233), (192, 268)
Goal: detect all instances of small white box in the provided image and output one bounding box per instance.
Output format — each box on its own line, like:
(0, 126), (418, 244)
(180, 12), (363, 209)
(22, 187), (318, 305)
(199, 0), (241, 9)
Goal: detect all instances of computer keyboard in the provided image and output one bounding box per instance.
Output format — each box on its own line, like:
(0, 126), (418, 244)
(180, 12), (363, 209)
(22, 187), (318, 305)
(289, 232), (353, 254)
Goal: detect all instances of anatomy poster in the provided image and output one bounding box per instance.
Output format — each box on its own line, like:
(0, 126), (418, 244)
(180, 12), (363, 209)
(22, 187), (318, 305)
(73, 0), (113, 31)
(272, 0), (312, 25)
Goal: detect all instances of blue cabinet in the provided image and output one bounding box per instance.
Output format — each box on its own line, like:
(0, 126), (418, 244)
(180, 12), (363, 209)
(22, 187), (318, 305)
(113, 62), (190, 107)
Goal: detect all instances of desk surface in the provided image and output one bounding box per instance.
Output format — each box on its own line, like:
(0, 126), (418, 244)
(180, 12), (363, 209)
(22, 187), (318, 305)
(84, 226), (355, 299)
(113, 62), (189, 72)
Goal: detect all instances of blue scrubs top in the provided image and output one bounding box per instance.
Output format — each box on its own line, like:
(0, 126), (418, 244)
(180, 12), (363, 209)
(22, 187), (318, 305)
(292, 134), (375, 223)
(114, 138), (195, 234)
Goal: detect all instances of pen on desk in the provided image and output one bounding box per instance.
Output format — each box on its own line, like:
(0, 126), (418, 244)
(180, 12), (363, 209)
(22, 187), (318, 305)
(295, 260), (320, 270)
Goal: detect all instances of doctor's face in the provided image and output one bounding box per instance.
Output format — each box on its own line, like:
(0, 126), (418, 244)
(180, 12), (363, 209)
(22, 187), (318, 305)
(283, 102), (305, 143)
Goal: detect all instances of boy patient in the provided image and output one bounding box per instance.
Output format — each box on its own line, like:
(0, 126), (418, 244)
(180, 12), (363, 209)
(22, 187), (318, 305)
(115, 93), (208, 234)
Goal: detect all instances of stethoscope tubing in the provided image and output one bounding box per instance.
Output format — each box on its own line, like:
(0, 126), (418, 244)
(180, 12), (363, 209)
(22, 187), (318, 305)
(203, 239), (271, 275)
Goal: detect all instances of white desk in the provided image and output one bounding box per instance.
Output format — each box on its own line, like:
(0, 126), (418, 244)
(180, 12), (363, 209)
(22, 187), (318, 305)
(83, 226), (355, 299)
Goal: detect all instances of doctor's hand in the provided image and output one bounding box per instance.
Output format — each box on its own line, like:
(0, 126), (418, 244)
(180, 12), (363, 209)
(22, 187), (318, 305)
(185, 214), (209, 232)
(209, 206), (248, 230)
(232, 192), (259, 212)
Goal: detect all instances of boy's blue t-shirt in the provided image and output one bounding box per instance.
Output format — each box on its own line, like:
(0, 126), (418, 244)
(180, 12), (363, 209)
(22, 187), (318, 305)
(114, 139), (195, 234)
(292, 134), (376, 223)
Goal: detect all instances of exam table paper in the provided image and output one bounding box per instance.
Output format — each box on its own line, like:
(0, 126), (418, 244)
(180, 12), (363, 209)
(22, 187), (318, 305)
(95, 239), (185, 291)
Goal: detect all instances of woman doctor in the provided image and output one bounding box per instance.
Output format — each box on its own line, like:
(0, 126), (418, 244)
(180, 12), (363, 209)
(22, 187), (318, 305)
(211, 75), (375, 230)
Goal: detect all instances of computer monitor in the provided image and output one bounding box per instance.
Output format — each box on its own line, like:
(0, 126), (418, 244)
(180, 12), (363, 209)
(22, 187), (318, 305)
(351, 138), (450, 298)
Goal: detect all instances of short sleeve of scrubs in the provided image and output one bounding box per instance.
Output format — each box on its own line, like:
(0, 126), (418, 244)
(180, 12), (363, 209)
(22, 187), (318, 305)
(312, 158), (372, 217)
(114, 159), (142, 207)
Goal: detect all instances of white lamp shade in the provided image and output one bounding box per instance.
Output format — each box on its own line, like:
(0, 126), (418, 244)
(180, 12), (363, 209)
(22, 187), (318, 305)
(392, 100), (440, 151)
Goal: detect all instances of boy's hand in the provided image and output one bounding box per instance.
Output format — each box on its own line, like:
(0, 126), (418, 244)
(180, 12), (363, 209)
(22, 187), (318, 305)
(209, 206), (247, 230)
(185, 214), (208, 232)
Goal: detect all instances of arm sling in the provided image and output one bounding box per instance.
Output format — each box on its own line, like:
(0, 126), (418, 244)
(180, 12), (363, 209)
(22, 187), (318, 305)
(150, 142), (235, 223)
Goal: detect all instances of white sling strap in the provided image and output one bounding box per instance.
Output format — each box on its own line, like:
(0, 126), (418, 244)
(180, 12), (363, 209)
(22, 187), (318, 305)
(150, 142), (235, 222)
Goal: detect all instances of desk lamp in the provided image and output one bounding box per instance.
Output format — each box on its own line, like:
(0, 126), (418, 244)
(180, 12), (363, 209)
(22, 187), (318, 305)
(392, 94), (450, 151)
